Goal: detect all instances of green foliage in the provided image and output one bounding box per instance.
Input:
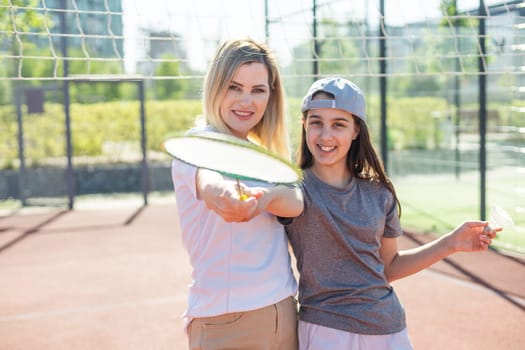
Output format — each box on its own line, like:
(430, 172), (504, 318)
(1, 95), (516, 169)
(0, 99), (202, 168)
(390, 75), (443, 98)
(317, 19), (360, 76)
(386, 97), (448, 150)
(0, 0), (45, 33)
(283, 18), (363, 98)
(145, 100), (202, 149)
(439, 0), (474, 28)
(0, 105), (18, 169)
(287, 97), (303, 154)
(0, 79), (10, 105)
(152, 55), (188, 100)
(0, 0), (47, 81)
(437, 1), (480, 75)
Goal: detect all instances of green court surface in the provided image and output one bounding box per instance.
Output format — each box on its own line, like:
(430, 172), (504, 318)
(394, 167), (524, 256)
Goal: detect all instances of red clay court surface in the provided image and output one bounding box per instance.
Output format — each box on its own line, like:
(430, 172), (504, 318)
(0, 200), (523, 350)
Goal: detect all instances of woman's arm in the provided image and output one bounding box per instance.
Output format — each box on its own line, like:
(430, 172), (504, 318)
(196, 168), (260, 222)
(381, 221), (499, 282)
(196, 168), (303, 222)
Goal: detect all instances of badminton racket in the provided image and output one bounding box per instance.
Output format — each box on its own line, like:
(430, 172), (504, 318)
(163, 131), (302, 196)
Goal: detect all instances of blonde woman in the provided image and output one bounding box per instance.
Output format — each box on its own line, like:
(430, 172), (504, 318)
(171, 39), (303, 349)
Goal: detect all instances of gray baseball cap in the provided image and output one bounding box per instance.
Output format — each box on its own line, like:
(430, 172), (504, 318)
(301, 76), (366, 121)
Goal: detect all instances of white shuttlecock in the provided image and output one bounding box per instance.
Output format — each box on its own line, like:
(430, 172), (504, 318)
(488, 206), (514, 229)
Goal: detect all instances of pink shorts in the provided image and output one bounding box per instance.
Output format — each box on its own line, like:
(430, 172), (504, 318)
(298, 320), (413, 350)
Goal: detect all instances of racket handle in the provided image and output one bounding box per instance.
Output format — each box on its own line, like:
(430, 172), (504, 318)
(236, 179), (249, 201)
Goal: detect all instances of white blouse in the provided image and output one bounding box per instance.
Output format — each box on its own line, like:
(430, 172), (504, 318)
(171, 158), (297, 327)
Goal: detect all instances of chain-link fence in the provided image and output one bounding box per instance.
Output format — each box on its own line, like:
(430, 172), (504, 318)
(0, 0), (523, 254)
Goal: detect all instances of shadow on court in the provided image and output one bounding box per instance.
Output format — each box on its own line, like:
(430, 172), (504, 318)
(0, 202), (523, 350)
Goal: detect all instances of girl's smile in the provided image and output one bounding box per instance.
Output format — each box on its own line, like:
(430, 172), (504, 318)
(305, 108), (359, 169)
(303, 103), (360, 188)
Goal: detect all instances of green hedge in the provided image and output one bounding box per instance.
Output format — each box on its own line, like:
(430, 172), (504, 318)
(0, 100), (201, 168)
(0, 96), (458, 169)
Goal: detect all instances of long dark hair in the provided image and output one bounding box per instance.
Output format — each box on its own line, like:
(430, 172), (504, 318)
(297, 114), (401, 216)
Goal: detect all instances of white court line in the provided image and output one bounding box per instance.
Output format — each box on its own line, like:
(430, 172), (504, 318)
(0, 295), (185, 322)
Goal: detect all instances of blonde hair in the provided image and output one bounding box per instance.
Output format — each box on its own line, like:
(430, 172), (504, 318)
(202, 38), (290, 159)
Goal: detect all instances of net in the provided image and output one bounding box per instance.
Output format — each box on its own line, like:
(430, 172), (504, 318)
(0, 0), (523, 82)
(0, 0), (523, 254)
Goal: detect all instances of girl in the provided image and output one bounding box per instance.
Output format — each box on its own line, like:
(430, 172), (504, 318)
(171, 39), (303, 349)
(282, 76), (499, 350)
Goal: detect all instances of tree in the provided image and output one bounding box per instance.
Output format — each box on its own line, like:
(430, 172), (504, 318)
(0, 0), (47, 104)
(152, 55), (187, 100)
(0, 0), (47, 62)
(439, 0), (474, 177)
(284, 18), (362, 98)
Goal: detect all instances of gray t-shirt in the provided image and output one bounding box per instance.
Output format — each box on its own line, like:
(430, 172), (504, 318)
(283, 169), (406, 335)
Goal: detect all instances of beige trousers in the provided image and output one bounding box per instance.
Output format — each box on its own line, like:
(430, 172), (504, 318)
(188, 296), (298, 350)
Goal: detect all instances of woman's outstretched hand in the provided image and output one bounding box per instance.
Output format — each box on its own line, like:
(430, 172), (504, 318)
(201, 180), (263, 223)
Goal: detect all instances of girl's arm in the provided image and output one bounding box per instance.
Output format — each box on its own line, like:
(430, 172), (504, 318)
(381, 221), (499, 282)
(253, 185), (304, 218)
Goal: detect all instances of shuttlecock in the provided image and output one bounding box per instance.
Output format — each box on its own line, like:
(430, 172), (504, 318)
(487, 206), (514, 230)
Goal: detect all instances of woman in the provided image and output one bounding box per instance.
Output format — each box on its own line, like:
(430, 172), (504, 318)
(171, 38), (303, 350)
